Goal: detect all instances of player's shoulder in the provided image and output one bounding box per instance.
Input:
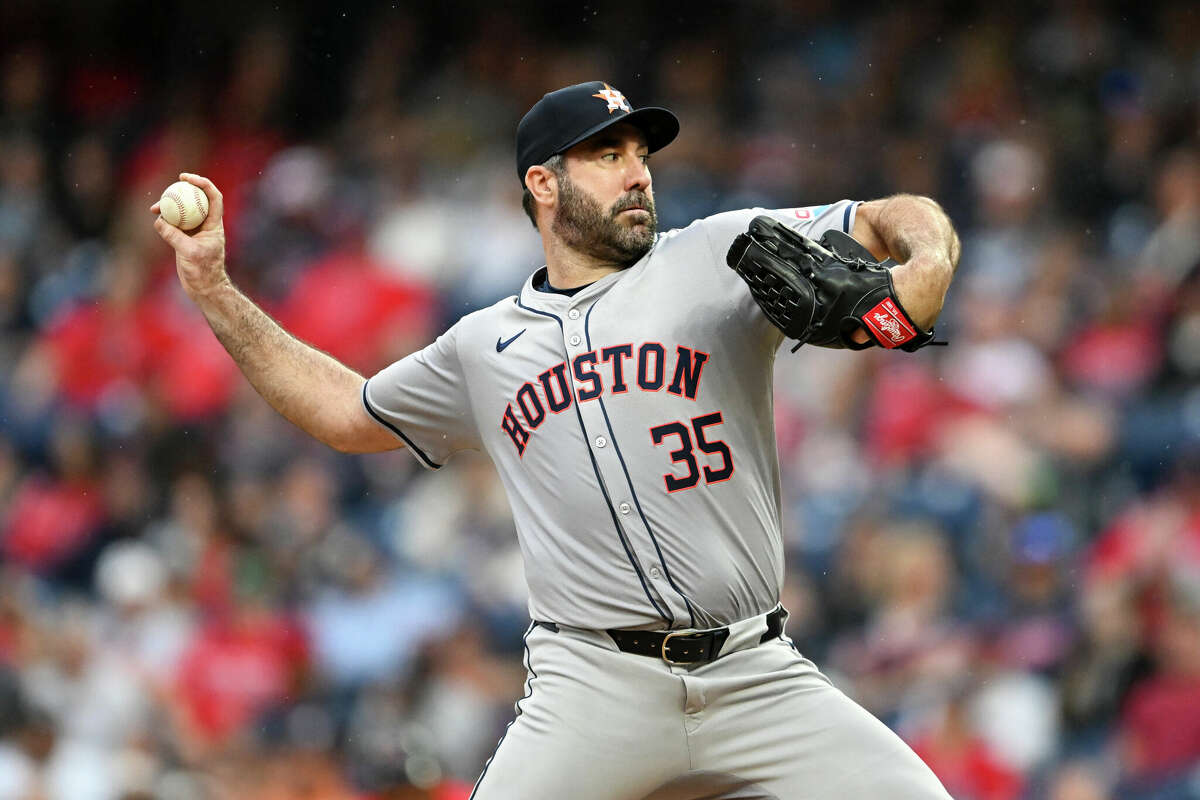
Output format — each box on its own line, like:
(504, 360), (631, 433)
(647, 202), (860, 279)
(692, 202), (856, 235)
(665, 202), (857, 258)
(656, 209), (756, 242)
(446, 294), (521, 336)
(651, 210), (757, 254)
(398, 295), (517, 369)
(468, 294), (521, 319)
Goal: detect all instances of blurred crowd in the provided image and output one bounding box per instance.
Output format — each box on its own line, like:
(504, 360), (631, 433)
(0, 1), (1198, 798)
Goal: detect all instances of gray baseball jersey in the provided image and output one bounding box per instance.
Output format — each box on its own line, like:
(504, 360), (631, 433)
(363, 201), (859, 632)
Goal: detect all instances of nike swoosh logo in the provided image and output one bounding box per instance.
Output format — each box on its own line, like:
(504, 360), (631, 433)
(496, 329), (526, 352)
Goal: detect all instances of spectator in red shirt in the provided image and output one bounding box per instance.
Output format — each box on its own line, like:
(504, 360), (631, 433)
(276, 246), (436, 375)
(911, 690), (1025, 800)
(41, 245), (238, 422)
(1, 417), (105, 580)
(41, 247), (173, 413)
(1120, 570), (1200, 780)
(171, 599), (308, 752)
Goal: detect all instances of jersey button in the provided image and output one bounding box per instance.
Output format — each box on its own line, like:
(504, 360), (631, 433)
(618, 502), (631, 514)
(569, 334), (581, 346)
(650, 567), (662, 579)
(568, 308), (581, 320)
(594, 436), (607, 448)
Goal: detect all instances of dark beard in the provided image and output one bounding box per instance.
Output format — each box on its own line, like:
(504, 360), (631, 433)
(552, 174), (657, 266)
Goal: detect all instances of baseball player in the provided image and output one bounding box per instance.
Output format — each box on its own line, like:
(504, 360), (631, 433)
(152, 81), (960, 799)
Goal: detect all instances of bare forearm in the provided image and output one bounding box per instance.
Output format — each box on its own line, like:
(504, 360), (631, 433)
(857, 194), (960, 330)
(195, 280), (367, 449)
(873, 194), (960, 268)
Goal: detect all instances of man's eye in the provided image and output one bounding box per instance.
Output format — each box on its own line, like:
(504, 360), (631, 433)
(640, 155), (651, 164)
(602, 153), (618, 161)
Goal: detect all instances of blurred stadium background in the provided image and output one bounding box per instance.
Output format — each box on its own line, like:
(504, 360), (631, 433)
(0, 1), (1198, 798)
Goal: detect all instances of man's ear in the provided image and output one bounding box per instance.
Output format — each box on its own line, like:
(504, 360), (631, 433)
(525, 165), (558, 208)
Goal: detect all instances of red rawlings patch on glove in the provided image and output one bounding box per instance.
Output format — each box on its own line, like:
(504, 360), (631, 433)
(862, 298), (918, 348)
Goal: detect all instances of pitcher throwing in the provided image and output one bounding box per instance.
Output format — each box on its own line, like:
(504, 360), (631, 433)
(153, 81), (960, 799)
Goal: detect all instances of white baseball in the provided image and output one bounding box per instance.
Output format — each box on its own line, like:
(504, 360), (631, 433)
(159, 180), (209, 231)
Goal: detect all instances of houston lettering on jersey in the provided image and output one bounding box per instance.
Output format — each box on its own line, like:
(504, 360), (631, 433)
(501, 342), (710, 456)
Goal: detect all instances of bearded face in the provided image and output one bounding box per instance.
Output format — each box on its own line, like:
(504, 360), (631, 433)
(551, 170), (658, 266)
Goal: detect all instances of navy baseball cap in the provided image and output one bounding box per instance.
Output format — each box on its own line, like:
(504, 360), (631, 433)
(516, 81), (679, 184)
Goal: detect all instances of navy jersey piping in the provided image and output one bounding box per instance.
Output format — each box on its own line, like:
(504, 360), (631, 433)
(843, 202), (855, 233)
(515, 296), (673, 626)
(361, 381), (442, 469)
(584, 297), (699, 628)
(468, 621), (537, 799)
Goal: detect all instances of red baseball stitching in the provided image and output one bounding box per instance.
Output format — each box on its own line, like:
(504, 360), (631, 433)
(191, 185), (208, 220)
(166, 191), (187, 228)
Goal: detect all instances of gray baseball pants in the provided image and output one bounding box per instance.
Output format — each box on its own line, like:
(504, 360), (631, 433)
(469, 608), (952, 799)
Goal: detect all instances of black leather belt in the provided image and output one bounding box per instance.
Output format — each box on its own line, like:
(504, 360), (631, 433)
(605, 606), (785, 665)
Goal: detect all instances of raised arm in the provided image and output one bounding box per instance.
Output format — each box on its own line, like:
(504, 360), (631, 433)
(151, 173), (402, 454)
(851, 194), (961, 331)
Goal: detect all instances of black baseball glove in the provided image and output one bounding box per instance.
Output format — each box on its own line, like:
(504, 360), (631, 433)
(725, 215), (942, 352)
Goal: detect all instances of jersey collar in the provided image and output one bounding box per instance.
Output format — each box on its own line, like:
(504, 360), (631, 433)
(518, 236), (659, 312)
(518, 263), (625, 312)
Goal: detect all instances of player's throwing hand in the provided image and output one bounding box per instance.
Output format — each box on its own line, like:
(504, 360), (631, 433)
(150, 173), (228, 299)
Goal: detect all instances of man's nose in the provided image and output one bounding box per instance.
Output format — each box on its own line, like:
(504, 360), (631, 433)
(624, 160), (651, 192)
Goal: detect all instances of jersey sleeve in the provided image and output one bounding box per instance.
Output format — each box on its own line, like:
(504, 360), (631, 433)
(362, 322), (480, 469)
(700, 200), (861, 259)
(695, 200), (861, 352)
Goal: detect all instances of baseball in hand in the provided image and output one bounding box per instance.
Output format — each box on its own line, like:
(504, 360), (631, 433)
(158, 180), (209, 231)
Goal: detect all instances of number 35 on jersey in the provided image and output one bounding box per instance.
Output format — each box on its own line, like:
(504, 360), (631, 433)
(499, 339), (734, 493)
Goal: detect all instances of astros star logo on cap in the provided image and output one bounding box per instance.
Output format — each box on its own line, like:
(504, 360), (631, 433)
(592, 83), (632, 114)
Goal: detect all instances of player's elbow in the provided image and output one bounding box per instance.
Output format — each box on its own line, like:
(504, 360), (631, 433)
(307, 421), (364, 454)
(330, 407), (408, 454)
(912, 193), (945, 210)
(325, 428), (404, 454)
(308, 387), (406, 454)
(326, 434), (365, 454)
(876, 193), (945, 217)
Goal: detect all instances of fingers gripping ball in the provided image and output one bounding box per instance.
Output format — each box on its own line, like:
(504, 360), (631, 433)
(159, 180), (209, 231)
